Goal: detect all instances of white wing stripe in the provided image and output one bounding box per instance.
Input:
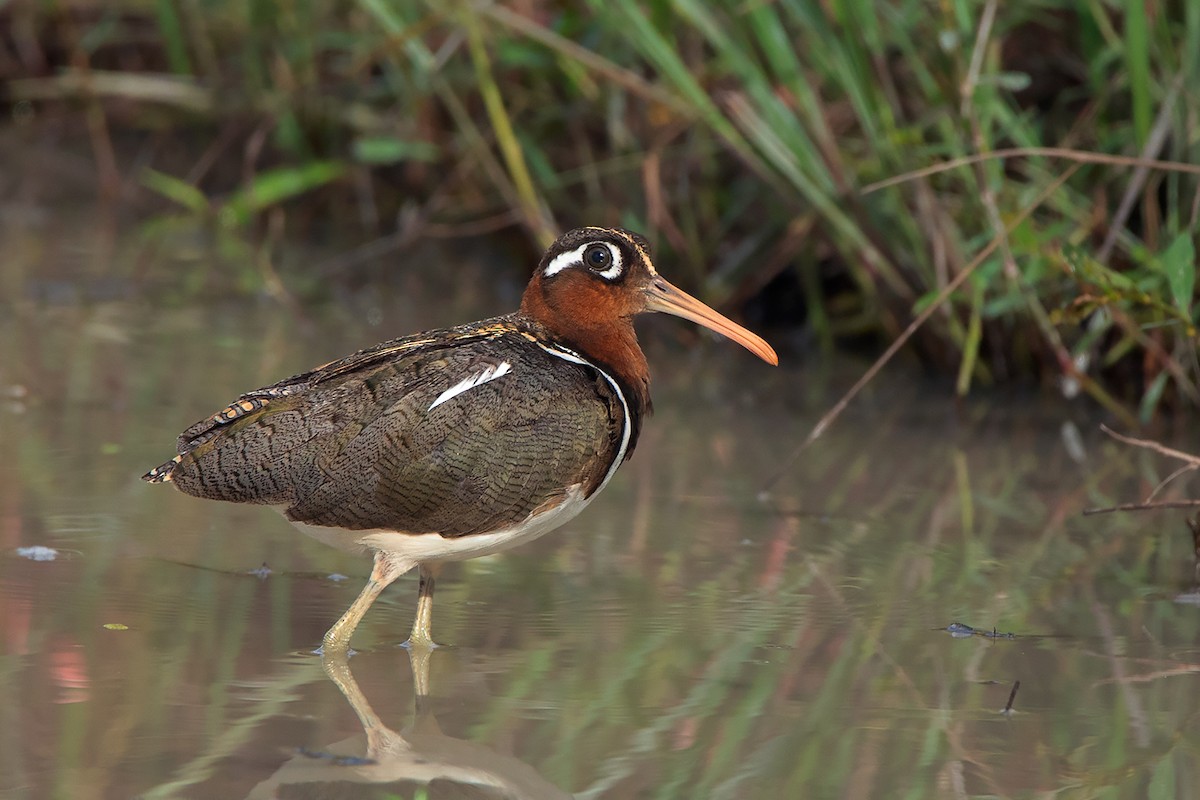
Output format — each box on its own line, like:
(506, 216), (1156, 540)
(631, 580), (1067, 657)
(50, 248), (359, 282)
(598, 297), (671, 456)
(428, 361), (513, 410)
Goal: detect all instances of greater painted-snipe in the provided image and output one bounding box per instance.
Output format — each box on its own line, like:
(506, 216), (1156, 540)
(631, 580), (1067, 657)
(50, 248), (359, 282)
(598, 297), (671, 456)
(144, 227), (777, 651)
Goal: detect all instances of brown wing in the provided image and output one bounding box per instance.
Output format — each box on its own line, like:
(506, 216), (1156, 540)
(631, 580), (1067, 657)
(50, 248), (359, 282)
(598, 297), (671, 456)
(161, 318), (515, 458)
(157, 323), (626, 536)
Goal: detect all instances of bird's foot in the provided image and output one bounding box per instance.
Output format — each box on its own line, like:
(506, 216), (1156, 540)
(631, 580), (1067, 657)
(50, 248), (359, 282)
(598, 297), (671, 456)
(313, 643), (358, 658)
(400, 634), (441, 651)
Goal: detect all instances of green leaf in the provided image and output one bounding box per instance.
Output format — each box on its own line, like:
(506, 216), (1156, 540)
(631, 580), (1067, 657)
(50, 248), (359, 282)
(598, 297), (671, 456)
(983, 71), (1032, 92)
(1138, 370), (1170, 424)
(497, 39), (553, 69)
(224, 161), (346, 225)
(351, 137), (439, 165)
(912, 289), (940, 315)
(1161, 232), (1195, 313)
(1147, 754), (1175, 800)
(140, 169), (210, 215)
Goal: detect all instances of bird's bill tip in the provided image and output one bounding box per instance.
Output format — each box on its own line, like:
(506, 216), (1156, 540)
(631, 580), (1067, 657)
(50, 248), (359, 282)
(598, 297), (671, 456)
(643, 278), (778, 365)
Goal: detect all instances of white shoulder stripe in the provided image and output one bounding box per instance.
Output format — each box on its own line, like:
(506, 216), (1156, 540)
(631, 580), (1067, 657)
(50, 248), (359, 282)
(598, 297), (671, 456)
(428, 361), (513, 411)
(536, 343), (631, 494)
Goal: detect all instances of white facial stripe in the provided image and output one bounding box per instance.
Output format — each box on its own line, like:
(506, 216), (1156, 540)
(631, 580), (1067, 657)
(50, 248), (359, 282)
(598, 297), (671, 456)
(428, 361), (512, 411)
(543, 243), (588, 277)
(542, 242), (624, 281)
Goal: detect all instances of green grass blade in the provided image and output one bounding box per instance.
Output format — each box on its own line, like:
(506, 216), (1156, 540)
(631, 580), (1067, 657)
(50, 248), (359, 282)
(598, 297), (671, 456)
(460, 6), (555, 247)
(140, 168), (210, 214)
(225, 161), (347, 225)
(1125, 0), (1151, 146)
(1160, 232), (1195, 315)
(154, 0), (193, 74)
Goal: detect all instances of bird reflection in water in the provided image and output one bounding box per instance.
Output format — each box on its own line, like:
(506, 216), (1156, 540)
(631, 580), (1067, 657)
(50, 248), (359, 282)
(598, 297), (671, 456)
(244, 647), (571, 800)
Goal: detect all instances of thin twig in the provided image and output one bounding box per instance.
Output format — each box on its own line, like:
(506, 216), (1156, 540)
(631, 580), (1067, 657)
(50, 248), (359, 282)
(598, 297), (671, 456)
(959, 0), (997, 117)
(1093, 666), (1200, 685)
(1097, 74), (1183, 262)
(860, 147), (1200, 195)
(1082, 500), (1200, 516)
(760, 165), (1083, 494)
(1147, 463), (1198, 504)
(6, 70), (214, 112)
(1084, 425), (1200, 514)
(1099, 424), (1200, 466)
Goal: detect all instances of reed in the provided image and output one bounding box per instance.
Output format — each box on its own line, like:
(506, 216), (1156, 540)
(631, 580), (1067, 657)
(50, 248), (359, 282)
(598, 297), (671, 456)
(3, 0), (1197, 415)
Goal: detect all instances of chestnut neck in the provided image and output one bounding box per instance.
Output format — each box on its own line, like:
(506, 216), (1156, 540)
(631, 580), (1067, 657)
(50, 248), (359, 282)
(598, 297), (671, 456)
(519, 282), (653, 423)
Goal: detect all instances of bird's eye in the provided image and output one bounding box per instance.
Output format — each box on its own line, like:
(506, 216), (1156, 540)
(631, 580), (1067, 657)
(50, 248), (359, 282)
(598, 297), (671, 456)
(542, 239), (622, 279)
(584, 244), (611, 270)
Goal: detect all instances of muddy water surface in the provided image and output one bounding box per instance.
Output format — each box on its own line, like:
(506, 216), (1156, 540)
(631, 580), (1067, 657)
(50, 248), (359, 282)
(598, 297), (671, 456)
(2, 204), (1200, 800)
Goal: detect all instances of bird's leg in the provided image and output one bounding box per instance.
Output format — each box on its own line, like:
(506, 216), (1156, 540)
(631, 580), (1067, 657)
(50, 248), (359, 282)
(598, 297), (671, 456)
(405, 562), (443, 651)
(320, 645), (408, 758)
(321, 647), (382, 735)
(408, 640), (435, 714)
(323, 550), (409, 653)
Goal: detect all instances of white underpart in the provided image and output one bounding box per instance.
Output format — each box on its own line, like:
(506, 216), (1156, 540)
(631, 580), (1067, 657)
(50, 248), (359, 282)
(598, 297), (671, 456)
(543, 242), (624, 281)
(427, 361), (512, 410)
(291, 482), (597, 567)
(287, 344), (633, 567)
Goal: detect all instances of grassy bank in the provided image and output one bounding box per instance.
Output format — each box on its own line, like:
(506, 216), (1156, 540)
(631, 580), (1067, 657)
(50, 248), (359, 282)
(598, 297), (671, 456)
(2, 0), (1198, 419)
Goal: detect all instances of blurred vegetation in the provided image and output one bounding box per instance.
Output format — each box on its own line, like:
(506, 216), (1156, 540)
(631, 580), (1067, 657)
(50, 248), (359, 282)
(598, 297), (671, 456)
(1, 0), (1198, 418)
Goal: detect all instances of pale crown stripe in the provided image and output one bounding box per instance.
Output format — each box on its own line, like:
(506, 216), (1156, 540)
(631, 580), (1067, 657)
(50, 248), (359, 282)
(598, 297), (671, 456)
(428, 361), (513, 410)
(543, 242), (623, 281)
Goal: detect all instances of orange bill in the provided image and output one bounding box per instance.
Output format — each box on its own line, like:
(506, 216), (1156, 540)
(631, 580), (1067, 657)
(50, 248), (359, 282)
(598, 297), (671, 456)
(642, 277), (779, 365)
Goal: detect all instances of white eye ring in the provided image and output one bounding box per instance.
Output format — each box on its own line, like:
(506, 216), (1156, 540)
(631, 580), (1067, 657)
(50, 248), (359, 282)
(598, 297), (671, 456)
(543, 242), (624, 281)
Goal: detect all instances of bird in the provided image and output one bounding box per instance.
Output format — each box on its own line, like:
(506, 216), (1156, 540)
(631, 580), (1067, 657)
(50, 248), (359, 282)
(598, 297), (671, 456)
(142, 227), (777, 652)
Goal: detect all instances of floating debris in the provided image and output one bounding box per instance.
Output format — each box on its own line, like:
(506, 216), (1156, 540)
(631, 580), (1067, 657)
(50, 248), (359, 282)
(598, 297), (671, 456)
(327, 573), (349, 582)
(296, 746), (377, 767)
(2, 384), (28, 414)
(940, 622), (1017, 640)
(1060, 421), (1086, 464)
(16, 546), (59, 561)
(1002, 680), (1021, 715)
(102, 623), (129, 631)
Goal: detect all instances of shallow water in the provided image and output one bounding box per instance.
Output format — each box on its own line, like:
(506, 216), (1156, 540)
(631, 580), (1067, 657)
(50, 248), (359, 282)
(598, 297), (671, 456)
(3, 207), (1200, 799)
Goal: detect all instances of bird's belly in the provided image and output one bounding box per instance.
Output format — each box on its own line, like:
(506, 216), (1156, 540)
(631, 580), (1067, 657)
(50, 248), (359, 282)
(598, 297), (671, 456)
(286, 482), (596, 565)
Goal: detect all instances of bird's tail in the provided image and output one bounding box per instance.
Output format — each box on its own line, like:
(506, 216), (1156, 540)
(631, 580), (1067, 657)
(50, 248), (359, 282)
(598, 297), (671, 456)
(141, 456), (181, 483)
